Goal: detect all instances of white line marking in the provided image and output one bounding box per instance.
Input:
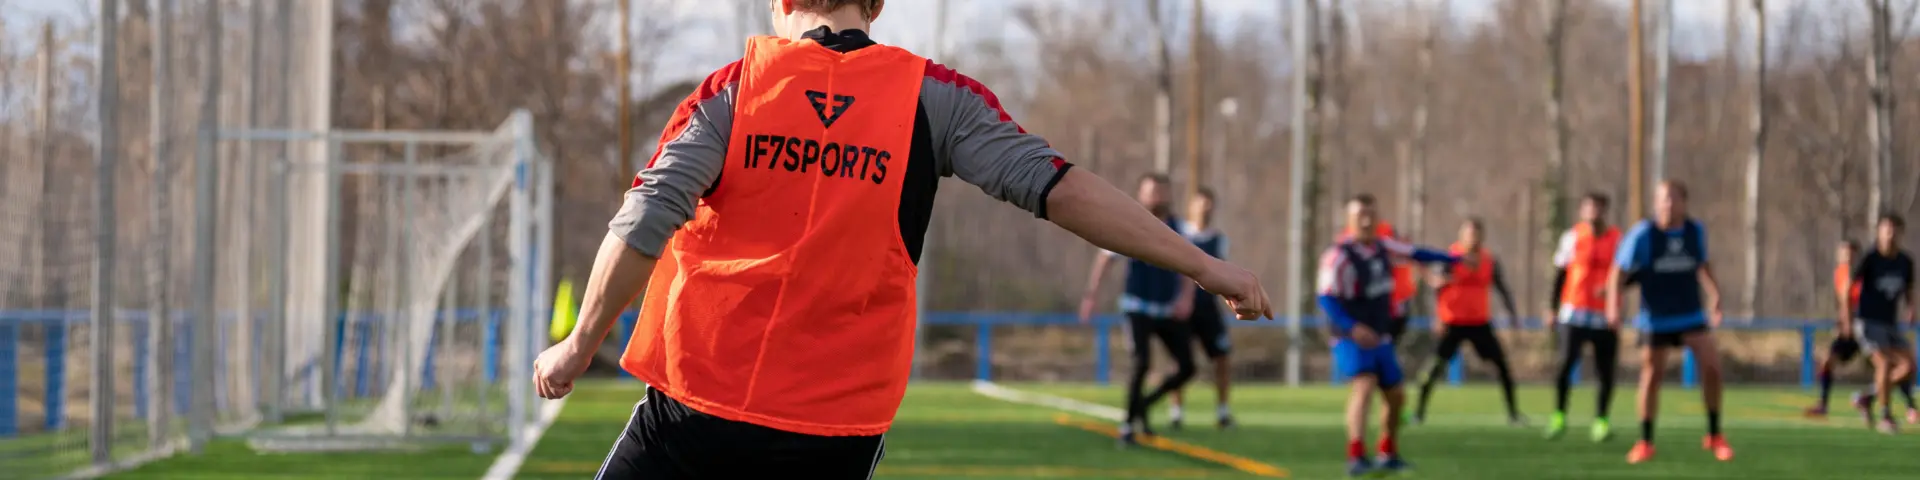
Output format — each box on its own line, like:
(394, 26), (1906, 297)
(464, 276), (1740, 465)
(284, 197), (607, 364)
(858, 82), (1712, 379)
(969, 380), (1125, 421)
(481, 397), (567, 480)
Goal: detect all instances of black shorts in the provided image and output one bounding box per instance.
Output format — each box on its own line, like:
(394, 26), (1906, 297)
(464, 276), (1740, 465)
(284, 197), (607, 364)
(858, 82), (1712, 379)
(1853, 321), (1913, 353)
(1828, 335), (1863, 363)
(1435, 324), (1506, 363)
(1189, 296), (1231, 358)
(1640, 325), (1711, 348)
(595, 387), (887, 479)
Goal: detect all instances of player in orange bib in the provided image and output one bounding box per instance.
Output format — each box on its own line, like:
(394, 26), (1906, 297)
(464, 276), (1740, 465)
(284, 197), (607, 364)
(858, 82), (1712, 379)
(528, 2), (1274, 478)
(1410, 218), (1524, 427)
(1545, 193), (1624, 442)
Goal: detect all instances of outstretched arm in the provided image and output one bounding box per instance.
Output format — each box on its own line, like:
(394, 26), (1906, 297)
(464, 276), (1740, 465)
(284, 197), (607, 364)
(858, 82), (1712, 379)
(1047, 170), (1272, 319)
(1491, 260), (1521, 327)
(1380, 237), (1460, 265)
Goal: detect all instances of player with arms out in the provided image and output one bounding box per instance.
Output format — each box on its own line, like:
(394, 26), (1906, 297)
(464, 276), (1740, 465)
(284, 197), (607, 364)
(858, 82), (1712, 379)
(1168, 187), (1238, 430)
(1545, 193), (1624, 442)
(1608, 181), (1733, 464)
(1842, 214), (1918, 433)
(1410, 218), (1524, 427)
(1319, 195), (1460, 477)
(529, 2), (1274, 478)
(1081, 174), (1201, 444)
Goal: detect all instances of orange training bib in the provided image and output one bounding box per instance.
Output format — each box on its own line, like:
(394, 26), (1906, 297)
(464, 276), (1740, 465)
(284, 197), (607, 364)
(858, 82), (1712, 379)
(622, 36), (928, 437)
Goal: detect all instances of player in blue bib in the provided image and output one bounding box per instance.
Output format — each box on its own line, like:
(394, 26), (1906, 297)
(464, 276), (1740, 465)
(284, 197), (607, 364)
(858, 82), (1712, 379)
(1318, 194), (1458, 477)
(1608, 181), (1733, 464)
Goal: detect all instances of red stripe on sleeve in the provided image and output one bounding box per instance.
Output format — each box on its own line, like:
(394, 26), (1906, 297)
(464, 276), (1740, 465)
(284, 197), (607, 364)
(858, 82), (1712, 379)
(636, 60), (745, 187)
(923, 60), (1033, 136)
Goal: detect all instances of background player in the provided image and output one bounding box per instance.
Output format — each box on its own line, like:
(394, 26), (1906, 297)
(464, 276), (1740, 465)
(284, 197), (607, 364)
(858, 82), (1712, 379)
(1608, 181), (1733, 464)
(1411, 218), (1523, 427)
(1168, 187), (1237, 430)
(1338, 196), (1420, 350)
(1081, 173), (1198, 445)
(1546, 193), (1623, 442)
(1807, 240), (1869, 417)
(1319, 195), (1459, 477)
(1842, 214), (1918, 433)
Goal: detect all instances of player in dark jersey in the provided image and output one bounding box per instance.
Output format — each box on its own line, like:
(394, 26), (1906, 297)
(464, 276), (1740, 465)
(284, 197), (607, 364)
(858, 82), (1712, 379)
(1319, 194), (1459, 477)
(1609, 181), (1733, 463)
(1082, 173), (1198, 445)
(1168, 187), (1237, 430)
(1842, 214), (1918, 433)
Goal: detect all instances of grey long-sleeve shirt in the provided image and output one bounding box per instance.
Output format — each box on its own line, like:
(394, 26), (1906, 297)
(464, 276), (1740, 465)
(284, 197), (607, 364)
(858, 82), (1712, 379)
(609, 30), (1070, 261)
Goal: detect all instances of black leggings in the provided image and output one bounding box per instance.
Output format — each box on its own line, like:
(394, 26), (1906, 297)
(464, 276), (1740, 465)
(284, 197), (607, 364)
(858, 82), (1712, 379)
(1416, 324), (1519, 418)
(1553, 325), (1620, 416)
(1125, 314), (1197, 425)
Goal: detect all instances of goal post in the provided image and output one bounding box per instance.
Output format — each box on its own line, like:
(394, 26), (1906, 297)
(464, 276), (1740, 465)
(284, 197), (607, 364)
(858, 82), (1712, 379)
(213, 110), (551, 452)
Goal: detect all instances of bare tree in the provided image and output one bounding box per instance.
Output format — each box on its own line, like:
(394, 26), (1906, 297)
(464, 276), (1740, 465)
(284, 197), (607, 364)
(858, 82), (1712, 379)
(1542, 0), (1569, 257)
(1744, 0), (1767, 315)
(1868, 0), (1894, 228)
(1650, 0), (1671, 184)
(1150, 0), (1174, 173)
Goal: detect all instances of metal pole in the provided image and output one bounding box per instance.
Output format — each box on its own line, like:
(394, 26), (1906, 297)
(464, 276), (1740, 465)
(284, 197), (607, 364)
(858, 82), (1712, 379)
(265, 0), (294, 424)
(1285, 0), (1311, 387)
(1649, 0), (1671, 185)
(239, 0), (266, 421)
(145, 0), (176, 449)
(322, 142), (343, 436)
(398, 141), (416, 438)
(189, 0), (224, 452)
(92, 0), (123, 467)
(506, 113), (533, 447)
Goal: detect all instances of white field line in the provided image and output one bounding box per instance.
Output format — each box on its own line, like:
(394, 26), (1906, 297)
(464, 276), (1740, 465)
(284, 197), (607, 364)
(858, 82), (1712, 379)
(480, 398), (567, 480)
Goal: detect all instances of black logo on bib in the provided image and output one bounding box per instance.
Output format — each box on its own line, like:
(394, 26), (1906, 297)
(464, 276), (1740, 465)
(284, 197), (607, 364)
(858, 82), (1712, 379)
(805, 90), (855, 128)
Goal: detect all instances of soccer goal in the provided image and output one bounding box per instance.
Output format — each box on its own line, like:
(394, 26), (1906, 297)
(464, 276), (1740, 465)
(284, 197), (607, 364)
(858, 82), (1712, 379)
(222, 110), (554, 453)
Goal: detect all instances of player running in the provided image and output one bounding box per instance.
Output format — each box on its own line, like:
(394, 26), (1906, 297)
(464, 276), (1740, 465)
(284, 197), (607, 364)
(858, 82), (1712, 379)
(1411, 218), (1524, 427)
(1804, 240), (1910, 419)
(1167, 187), (1238, 430)
(1841, 214), (1918, 433)
(1082, 173), (1203, 445)
(1546, 193), (1624, 442)
(1608, 181), (1733, 464)
(530, 2), (1274, 477)
(1320, 195), (1460, 477)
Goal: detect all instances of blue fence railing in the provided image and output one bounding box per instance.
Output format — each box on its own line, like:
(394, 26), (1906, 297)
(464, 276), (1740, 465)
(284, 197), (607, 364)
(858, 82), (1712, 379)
(4, 310), (1915, 437)
(0, 309), (507, 437)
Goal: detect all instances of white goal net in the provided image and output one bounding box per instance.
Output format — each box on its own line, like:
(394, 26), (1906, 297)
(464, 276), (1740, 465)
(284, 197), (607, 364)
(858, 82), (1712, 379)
(226, 111), (552, 452)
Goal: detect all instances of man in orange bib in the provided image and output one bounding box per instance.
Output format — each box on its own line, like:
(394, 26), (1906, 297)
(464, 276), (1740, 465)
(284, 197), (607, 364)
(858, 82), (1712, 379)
(1411, 218), (1523, 427)
(528, 2), (1274, 478)
(1545, 193), (1624, 442)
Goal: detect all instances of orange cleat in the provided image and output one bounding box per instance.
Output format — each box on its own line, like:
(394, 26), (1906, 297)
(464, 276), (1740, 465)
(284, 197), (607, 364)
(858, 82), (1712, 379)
(1702, 435), (1734, 461)
(1627, 441), (1655, 464)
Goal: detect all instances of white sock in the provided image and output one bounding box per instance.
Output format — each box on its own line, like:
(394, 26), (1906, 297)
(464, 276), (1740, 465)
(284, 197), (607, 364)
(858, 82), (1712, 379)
(1119, 423), (1134, 436)
(1169, 405), (1185, 420)
(1217, 404), (1232, 418)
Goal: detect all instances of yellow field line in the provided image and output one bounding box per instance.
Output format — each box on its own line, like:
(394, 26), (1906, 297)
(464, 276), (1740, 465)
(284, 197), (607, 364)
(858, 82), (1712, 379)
(520, 461), (1227, 478)
(1051, 414), (1290, 478)
(878, 465), (1227, 478)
